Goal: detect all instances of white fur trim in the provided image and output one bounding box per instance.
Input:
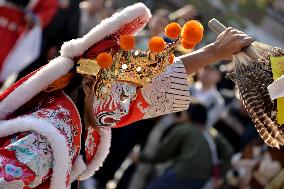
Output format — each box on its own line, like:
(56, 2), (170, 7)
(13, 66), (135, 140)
(60, 3), (151, 58)
(70, 155), (87, 182)
(69, 127), (112, 181)
(0, 117), (70, 189)
(79, 127), (112, 180)
(0, 56), (74, 118)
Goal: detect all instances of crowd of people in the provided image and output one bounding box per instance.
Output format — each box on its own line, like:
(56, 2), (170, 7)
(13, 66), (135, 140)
(0, 0), (284, 189)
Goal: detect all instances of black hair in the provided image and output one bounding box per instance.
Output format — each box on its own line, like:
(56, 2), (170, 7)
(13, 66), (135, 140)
(7, 0), (30, 8)
(187, 101), (208, 125)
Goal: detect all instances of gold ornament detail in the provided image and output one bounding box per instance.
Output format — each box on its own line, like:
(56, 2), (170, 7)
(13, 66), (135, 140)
(77, 58), (101, 76)
(76, 20), (204, 99)
(77, 39), (180, 98)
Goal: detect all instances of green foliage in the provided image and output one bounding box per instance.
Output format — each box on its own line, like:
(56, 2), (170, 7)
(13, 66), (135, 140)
(237, 0), (271, 23)
(238, 0), (268, 11)
(187, 0), (273, 25)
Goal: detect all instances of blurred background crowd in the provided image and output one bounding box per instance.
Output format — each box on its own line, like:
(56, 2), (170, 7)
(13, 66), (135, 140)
(0, 0), (284, 189)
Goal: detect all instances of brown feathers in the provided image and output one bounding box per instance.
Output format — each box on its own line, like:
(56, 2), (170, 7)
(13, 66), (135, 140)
(230, 42), (284, 148)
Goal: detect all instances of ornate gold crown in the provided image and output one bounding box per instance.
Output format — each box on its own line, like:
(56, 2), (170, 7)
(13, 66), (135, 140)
(76, 20), (204, 98)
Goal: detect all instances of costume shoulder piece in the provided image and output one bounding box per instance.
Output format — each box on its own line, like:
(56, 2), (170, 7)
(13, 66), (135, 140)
(0, 3), (152, 118)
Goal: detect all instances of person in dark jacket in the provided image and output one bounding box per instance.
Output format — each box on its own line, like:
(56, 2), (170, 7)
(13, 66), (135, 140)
(134, 101), (233, 189)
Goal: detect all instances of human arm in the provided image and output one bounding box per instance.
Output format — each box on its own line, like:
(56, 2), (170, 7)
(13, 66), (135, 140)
(179, 27), (253, 75)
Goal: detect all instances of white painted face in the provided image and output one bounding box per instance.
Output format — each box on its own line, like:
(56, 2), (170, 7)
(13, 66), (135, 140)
(93, 81), (137, 127)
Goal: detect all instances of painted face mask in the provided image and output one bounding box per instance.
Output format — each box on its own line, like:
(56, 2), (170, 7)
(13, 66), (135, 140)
(93, 81), (137, 127)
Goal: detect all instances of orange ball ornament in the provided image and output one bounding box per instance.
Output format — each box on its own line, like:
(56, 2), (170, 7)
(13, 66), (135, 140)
(165, 22), (181, 39)
(119, 34), (135, 51)
(181, 40), (196, 49)
(148, 36), (166, 53)
(169, 54), (175, 64)
(96, 52), (113, 68)
(181, 20), (204, 44)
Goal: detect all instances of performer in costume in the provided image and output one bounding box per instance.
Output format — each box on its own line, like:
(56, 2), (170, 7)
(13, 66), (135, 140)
(0, 3), (252, 189)
(0, 0), (58, 83)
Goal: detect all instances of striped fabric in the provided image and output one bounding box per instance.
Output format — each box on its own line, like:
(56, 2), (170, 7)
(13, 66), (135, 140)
(141, 58), (190, 119)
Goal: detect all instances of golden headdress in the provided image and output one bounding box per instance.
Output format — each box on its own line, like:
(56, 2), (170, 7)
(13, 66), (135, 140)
(77, 20), (204, 98)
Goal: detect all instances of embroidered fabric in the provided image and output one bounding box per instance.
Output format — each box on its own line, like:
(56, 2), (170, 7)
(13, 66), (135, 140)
(5, 133), (53, 188)
(85, 127), (100, 164)
(0, 91), (82, 188)
(0, 178), (24, 189)
(31, 104), (75, 160)
(29, 92), (81, 162)
(0, 59), (190, 187)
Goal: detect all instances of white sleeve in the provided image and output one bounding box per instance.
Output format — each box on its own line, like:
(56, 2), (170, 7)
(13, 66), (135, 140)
(207, 93), (224, 127)
(267, 75), (284, 100)
(139, 58), (191, 119)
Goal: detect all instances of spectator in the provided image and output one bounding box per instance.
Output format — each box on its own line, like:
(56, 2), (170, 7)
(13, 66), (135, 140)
(169, 4), (201, 25)
(79, 0), (114, 36)
(190, 65), (225, 127)
(16, 0), (80, 80)
(128, 114), (177, 189)
(227, 139), (284, 189)
(133, 101), (233, 189)
(136, 9), (170, 50)
(93, 119), (156, 188)
(0, 0), (58, 85)
(214, 96), (255, 151)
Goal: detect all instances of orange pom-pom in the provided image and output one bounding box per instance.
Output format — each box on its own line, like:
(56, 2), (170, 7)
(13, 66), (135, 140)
(148, 36), (166, 53)
(169, 54), (175, 64)
(96, 52), (113, 68)
(181, 20), (203, 44)
(181, 40), (196, 49)
(119, 34), (135, 51)
(165, 22), (181, 39)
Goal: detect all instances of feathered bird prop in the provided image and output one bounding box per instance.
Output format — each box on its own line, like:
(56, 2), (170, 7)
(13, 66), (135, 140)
(208, 19), (284, 149)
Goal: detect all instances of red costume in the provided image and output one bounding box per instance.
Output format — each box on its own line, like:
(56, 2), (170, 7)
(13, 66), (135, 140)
(0, 0), (58, 82)
(0, 3), (190, 188)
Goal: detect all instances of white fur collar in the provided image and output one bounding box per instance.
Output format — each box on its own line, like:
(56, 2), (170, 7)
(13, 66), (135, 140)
(0, 57), (74, 118)
(70, 155), (86, 182)
(60, 3), (151, 58)
(0, 3), (151, 119)
(0, 3), (150, 183)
